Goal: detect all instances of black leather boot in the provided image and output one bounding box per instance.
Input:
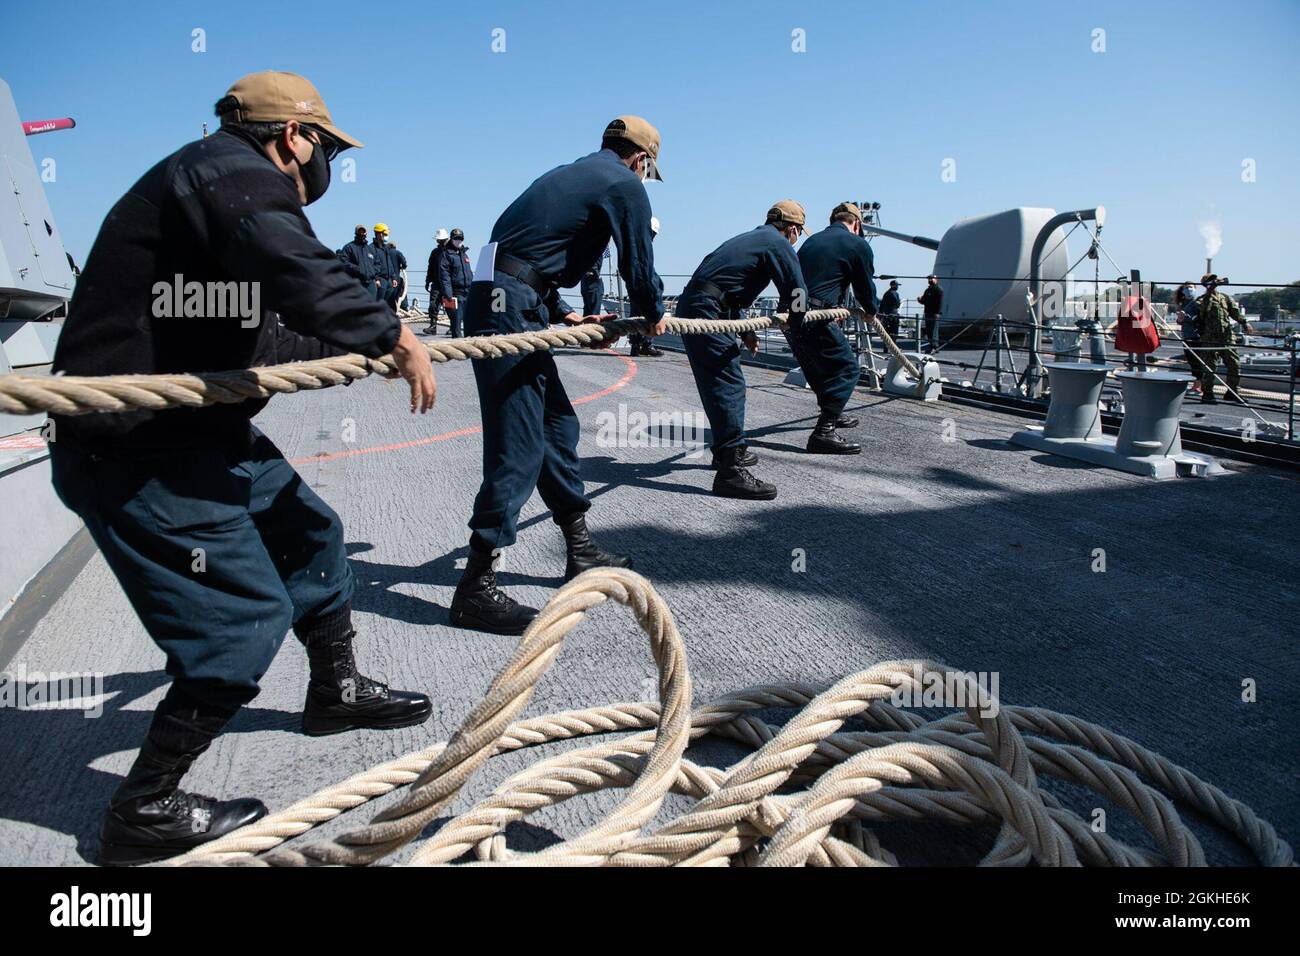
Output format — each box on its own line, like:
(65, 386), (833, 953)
(834, 414), (860, 429)
(807, 412), (862, 455)
(557, 512), (632, 581)
(99, 691), (267, 866)
(712, 447), (777, 500)
(710, 446), (758, 469)
(449, 538), (539, 635)
(641, 344), (665, 357)
(296, 605), (433, 736)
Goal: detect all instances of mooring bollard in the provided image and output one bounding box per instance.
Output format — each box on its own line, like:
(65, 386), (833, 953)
(1041, 361), (1115, 440)
(1082, 318), (1108, 364)
(1010, 365), (1222, 478)
(1049, 327), (1082, 364)
(1113, 369), (1192, 459)
(883, 351), (941, 401)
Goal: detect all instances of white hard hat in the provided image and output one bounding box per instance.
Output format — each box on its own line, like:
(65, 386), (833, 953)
(650, 216), (660, 237)
(434, 228), (450, 241)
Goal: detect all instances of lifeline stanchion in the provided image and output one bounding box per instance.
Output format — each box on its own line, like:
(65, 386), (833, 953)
(0, 310), (856, 417)
(171, 567), (1292, 868)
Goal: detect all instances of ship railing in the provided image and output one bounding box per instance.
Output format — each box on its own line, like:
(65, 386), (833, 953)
(907, 314), (1298, 444)
(381, 266), (1300, 445)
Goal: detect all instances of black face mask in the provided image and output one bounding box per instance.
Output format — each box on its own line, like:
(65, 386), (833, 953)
(298, 142), (331, 205)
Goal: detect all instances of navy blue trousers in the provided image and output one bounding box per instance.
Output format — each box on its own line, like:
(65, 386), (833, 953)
(445, 288), (469, 338)
(783, 319), (860, 417)
(50, 428), (351, 710)
(464, 277), (590, 549)
(682, 331), (748, 452)
(580, 273), (603, 316)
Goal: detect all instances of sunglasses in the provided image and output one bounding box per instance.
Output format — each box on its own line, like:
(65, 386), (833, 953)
(301, 125), (342, 163)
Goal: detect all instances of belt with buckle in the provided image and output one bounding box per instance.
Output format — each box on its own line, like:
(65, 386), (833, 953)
(494, 252), (557, 300)
(683, 277), (732, 311)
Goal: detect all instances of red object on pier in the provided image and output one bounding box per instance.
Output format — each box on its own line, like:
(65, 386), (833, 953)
(1115, 295), (1160, 354)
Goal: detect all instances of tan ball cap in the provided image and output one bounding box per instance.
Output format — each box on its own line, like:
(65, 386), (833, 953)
(223, 70), (364, 150)
(767, 199), (807, 233)
(830, 201), (862, 223)
(603, 115), (663, 180)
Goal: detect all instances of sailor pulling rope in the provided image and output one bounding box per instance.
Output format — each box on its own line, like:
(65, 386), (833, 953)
(0, 310), (850, 417)
(25, 67), (1280, 869)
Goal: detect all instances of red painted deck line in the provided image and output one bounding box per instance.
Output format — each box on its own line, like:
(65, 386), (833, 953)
(0, 434), (46, 451)
(290, 352), (637, 465)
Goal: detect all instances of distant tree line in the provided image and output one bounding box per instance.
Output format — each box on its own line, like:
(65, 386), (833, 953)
(1143, 282), (1299, 322)
(1235, 282), (1300, 321)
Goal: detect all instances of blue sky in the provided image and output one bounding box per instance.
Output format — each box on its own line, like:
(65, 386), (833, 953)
(5, 0), (1298, 296)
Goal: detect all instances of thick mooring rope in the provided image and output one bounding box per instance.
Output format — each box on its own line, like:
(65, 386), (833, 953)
(0, 310), (852, 417)
(172, 568), (1292, 868)
(862, 313), (923, 381)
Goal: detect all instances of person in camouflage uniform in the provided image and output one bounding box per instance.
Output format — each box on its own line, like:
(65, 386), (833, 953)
(1195, 273), (1248, 404)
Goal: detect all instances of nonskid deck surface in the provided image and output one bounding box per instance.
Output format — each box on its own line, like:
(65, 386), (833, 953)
(1, 345), (1296, 865)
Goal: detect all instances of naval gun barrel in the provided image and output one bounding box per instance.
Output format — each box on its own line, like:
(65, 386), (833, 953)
(860, 224), (941, 251)
(22, 118), (75, 136)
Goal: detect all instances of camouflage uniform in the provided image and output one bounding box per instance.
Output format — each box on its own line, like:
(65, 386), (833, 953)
(1194, 289), (1243, 397)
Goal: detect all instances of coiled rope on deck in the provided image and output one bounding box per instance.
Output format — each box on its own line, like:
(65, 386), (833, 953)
(171, 568), (1292, 868)
(0, 310), (856, 417)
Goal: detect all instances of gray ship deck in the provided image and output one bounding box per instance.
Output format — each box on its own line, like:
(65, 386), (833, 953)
(1, 342), (1296, 865)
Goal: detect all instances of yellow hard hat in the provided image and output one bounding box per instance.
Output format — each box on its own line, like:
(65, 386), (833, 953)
(373, 222), (389, 235)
